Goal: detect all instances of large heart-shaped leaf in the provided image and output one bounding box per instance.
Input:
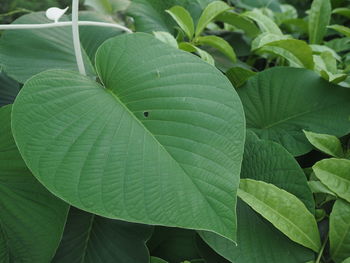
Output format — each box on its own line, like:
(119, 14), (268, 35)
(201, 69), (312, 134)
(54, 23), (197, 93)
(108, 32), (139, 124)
(0, 105), (69, 263)
(237, 67), (350, 156)
(330, 200), (350, 263)
(199, 132), (315, 263)
(0, 12), (123, 83)
(12, 33), (245, 242)
(53, 207), (152, 263)
(0, 71), (19, 107)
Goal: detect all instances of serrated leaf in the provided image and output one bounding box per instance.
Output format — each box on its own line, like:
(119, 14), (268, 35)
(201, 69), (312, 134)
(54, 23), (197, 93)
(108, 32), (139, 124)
(53, 207), (152, 263)
(153, 31), (178, 48)
(0, 105), (69, 263)
(0, 71), (19, 107)
(303, 130), (344, 157)
(199, 132), (315, 263)
(226, 67), (255, 88)
(260, 39), (314, 69)
(238, 179), (321, 252)
(243, 9), (283, 35)
(195, 1), (232, 37)
(216, 11), (259, 37)
(313, 158), (350, 202)
(196, 35), (236, 62)
(330, 200), (350, 263)
(166, 6), (194, 39)
(237, 67), (350, 156)
(179, 42), (215, 65)
(308, 0), (331, 44)
(12, 33), (245, 242)
(328, 25), (350, 38)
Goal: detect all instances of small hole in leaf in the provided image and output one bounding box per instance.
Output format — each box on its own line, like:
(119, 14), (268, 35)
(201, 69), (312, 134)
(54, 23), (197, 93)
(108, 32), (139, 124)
(143, 111), (149, 117)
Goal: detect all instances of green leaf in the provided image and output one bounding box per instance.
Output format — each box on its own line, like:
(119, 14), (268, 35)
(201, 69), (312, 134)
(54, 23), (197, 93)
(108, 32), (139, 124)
(328, 25), (350, 38)
(259, 39), (314, 69)
(12, 33), (245, 243)
(151, 257), (169, 263)
(229, 0), (282, 12)
(238, 179), (321, 252)
(325, 37), (350, 53)
(281, 18), (309, 35)
(243, 9), (283, 35)
(84, 0), (131, 13)
(166, 5), (195, 39)
(195, 1), (232, 37)
(0, 105), (69, 263)
(196, 35), (236, 62)
(226, 67), (256, 88)
(251, 32), (291, 50)
(179, 42), (215, 65)
(153, 31), (178, 48)
(341, 258), (350, 263)
(308, 181), (336, 196)
(313, 53), (347, 84)
(330, 200), (350, 263)
(310, 44), (341, 61)
(53, 207), (152, 263)
(199, 132), (315, 263)
(0, 71), (19, 107)
(308, 0), (331, 44)
(303, 130), (344, 157)
(313, 158), (350, 202)
(332, 8), (350, 19)
(237, 67), (350, 156)
(216, 11), (259, 37)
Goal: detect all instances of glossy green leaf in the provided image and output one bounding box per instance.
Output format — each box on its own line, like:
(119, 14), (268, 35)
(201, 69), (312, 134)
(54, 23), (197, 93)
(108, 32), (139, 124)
(238, 179), (321, 252)
(308, 0), (331, 44)
(0, 71), (19, 107)
(226, 67), (255, 88)
(151, 257), (168, 263)
(332, 8), (350, 19)
(328, 25), (350, 38)
(153, 31), (178, 48)
(196, 35), (236, 62)
(237, 67), (350, 156)
(251, 32), (291, 50)
(179, 42), (215, 65)
(84, 0), (130, 13)
(53, 207), (152, 263)
(195, 1), (231, 37)
(243, 9), (283, 35)
(313, 158), (350, 202)
(200, 132), (315, 263)
(260, 39), (314, 69)
(166, 5), (194, 39)
(12, 33), (245, 242)
(216, 11), (259, 37)
(308, 181), (335, 196)
(0, 105), (69, 263)
(304, 130), (344, 157)
(330, 200), (350, 263)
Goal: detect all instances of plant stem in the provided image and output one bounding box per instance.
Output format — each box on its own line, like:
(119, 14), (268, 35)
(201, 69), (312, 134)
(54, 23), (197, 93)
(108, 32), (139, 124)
(0, 21), (132, 32)
(316, 233), (329, 263)
(72, 0), (86, 75)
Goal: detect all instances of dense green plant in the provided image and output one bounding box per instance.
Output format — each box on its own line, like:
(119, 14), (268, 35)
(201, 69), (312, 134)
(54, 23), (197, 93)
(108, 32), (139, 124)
(0, 0), (350, 262)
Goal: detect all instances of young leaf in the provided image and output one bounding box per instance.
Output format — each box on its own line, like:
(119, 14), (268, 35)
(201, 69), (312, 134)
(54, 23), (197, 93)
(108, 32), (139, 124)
(0, 105), (69, 262)
(226, 67), (256, 88)
(243, 9), (283, 35)
(196, 35), (237, 62)
(251, 32), (291, 50)
(179, 42), (215, 65)
(308, 0), (331, 44)
(53, 207), (152, 263)
(195, 1), (232, 37)
(332, 8), (350, 19)
(238, 179), (321, 252)
(310, 44), (341, 61)
(11, 33), (245, 243)
(328, 25), (350, 38)
(153, 31), (178, 48)
(216, 11), (260, 37)
(166, 6), (194, 40)
(237, 67), (350, 156)
(304, 130), (344, 157)
(260, 39), (315, 69)
(330, 200), (350, 263)
(313, 158), (350, 202)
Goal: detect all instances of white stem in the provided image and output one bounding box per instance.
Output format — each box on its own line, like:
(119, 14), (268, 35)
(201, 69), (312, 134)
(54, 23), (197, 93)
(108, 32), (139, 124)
(0, 21), (132, 33)
(72, 0), (86, 75)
